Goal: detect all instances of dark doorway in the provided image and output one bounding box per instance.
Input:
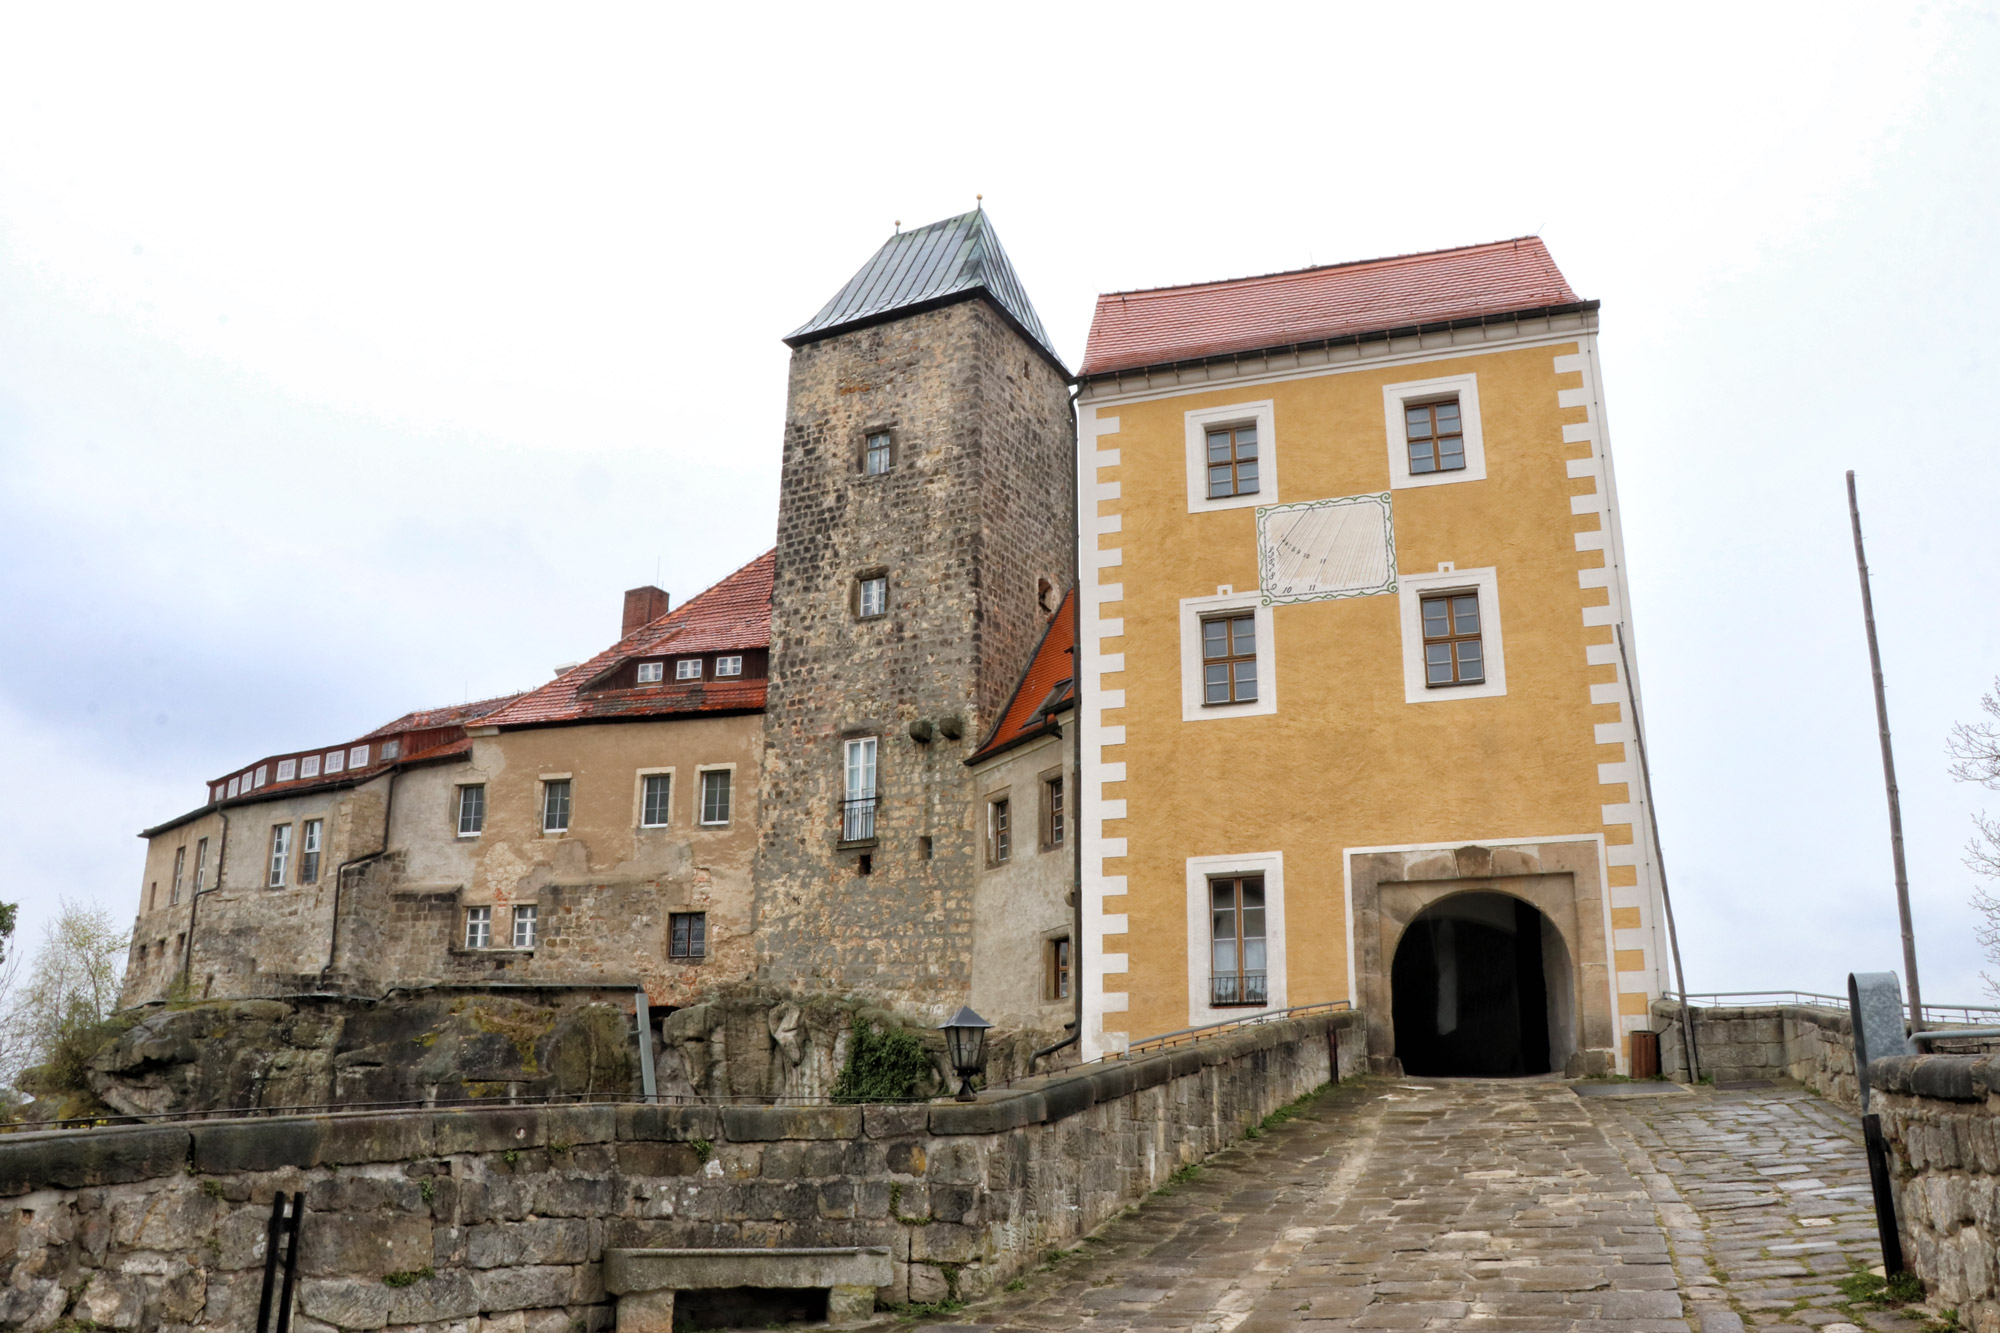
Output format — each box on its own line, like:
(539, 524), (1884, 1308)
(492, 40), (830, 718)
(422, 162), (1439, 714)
(1391, 892), (1566, 1077)
(673, 1287), (828, 1331)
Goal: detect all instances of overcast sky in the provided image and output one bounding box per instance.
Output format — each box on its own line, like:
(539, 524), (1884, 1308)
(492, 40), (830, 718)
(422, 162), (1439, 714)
(3, 4), (1996, 1007)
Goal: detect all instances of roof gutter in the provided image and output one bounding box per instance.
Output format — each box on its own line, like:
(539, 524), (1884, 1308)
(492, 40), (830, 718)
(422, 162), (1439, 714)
(1076, 299), (1601, 388)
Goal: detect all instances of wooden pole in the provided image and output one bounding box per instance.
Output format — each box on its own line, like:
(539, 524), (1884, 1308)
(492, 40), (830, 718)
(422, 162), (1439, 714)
(1847, 470), (1924, 1033)
(1615, 625), (1699, 1083)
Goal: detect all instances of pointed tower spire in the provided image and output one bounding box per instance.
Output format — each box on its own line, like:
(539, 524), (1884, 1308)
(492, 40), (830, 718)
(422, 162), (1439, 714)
(784, 209), (1063, 371)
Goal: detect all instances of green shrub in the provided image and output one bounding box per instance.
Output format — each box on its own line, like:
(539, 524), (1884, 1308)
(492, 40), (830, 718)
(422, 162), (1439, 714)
(831, 1023), (936, 1103)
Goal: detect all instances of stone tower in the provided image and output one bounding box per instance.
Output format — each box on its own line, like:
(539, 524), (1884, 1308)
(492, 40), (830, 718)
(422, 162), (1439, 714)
(754, 209), (1075, 1017)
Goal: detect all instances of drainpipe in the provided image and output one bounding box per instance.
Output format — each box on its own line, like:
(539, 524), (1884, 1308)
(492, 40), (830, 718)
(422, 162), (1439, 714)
(1034, 380), (1085, 1070)
(324, 769), (399, 981)
(180, 809), (227, 994)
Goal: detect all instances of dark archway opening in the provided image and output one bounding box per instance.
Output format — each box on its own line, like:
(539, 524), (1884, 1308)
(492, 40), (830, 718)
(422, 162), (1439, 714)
(1391, 892), (1568, 1077)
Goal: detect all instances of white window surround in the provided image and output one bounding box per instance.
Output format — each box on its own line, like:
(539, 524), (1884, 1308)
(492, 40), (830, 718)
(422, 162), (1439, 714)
(676, 659), (703, 680)
(1184, 850), (1287, 1028)
(1383, 372), (1485, 489)
(276, 759), (297, 782)
(1184, 399), (1277, 513)
(636, 661), (664, 683)
(696, 764), (736, 827)
(325, 751), (345, 774)
(1179, 590), (1277, 722)
(715, 655), (743, 677)
(254, 765), (268, 787)
(226, 777), (240, 798)
(1397, 565), (1508, 703)
(300, 755), (320, 779)
(636, 767), (675, 828)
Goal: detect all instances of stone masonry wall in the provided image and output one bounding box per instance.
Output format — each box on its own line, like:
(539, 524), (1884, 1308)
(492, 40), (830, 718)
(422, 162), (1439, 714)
(1869, 1055), (2000, 1333)
(1654, 1001), (1858, 1103)
(0, 1010), (1362, 1333)
(756, 297), (1075, 1015)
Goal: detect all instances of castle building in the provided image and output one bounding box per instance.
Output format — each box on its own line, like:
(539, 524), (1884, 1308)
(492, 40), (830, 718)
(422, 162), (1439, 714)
(751, 209), (1077, 1028)
(1071, 239), (1669, 1075)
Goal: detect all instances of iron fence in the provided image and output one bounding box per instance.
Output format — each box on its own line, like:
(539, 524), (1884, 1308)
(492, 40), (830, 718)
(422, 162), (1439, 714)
(841, 793), (877, 843)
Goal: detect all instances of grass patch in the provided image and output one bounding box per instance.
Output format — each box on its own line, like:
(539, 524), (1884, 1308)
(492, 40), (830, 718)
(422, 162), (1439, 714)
(1837, 1268), (1926, 1309)
(887, 1299), (965, 1321)
(382, 1266), (434, 1288)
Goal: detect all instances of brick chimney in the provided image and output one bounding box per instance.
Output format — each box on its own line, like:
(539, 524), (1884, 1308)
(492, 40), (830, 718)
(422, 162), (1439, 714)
(622, 585), (670, 636)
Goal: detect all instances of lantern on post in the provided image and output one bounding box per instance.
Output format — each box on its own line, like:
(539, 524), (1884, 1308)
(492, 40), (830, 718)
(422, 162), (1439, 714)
(938, 1005), (992, 1101)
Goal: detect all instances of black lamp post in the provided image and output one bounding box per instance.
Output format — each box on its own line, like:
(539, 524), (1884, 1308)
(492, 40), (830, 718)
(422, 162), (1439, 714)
(938, 1005), (992, 1101)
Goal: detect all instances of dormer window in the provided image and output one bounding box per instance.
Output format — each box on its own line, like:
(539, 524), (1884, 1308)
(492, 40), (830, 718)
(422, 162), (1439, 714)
(637, 661), (664, 683)
(300, 755), (320, 779)
(349, 745), (369, 768)
(676, 659), (703, 680)
(381, 740), (400, 761)
(715, 655), (743, 677)
(276, 758), (297, 782)
(325, 750), (345, 774)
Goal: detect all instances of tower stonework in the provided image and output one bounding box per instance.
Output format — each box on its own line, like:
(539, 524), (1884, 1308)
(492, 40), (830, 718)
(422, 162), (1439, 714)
(754, 211), (1075, 1017)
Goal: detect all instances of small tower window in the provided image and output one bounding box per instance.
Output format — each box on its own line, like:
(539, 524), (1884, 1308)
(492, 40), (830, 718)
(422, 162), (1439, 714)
(857, 576), (887, 619)
(864, 431), (892, 475)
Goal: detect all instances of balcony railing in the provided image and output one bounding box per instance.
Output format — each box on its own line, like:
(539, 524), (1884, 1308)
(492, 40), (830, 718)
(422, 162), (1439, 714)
(1210, 971), (1268, 1007)
(840, 793), (878, 844)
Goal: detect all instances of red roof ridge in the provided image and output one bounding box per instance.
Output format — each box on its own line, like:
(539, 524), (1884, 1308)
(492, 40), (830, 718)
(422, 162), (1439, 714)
(1097, 236), (1548, 302)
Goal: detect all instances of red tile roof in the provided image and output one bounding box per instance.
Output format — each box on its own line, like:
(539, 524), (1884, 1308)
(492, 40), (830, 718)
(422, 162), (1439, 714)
(969, 589), (1075, 765)
(363, 695), (520, 740)
(1079, 237), (1585, 377)
(484, 549), (776, 728)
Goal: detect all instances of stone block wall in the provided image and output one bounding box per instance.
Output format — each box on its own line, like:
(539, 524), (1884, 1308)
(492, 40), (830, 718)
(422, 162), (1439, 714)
(1654, 1001), (1858, 1103)
(1869, 1055), (2000, 1333)
(0, 1009), (1361, 1333)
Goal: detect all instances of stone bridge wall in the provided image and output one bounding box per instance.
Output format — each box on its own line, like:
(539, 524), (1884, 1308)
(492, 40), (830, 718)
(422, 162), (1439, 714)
(1869, 1055), (2000, 1333)
(0, 1010), (1365, 1333)
(1653, 1000), (1858, 1103)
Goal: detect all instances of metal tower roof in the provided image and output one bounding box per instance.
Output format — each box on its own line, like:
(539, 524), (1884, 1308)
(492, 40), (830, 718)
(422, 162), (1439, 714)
(784, 209), (1064, 371)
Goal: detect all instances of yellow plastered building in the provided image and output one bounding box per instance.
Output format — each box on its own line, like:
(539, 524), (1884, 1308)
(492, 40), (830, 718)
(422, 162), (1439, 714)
(1072, 239), (1667, 1076)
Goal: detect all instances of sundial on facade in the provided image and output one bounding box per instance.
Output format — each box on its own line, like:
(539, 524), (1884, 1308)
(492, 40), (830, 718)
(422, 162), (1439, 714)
(1256, 493), (1398, 605)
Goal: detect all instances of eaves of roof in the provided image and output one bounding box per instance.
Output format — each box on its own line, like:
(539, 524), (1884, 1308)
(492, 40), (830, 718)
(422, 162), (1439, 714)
(1077, 300), (1600, 389)
(140, 747), (472, 840)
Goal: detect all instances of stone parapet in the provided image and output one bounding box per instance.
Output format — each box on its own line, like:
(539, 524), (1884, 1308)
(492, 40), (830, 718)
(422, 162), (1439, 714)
(1869, 1055), (2000, 1333)
(0, 1008), (1362, 1332)
(1652, 1000), (1858, 1103)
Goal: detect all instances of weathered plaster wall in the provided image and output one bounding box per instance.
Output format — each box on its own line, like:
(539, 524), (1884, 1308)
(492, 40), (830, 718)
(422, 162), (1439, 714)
(1869, 1055), (2000, 1332)
(122, 810), (224, 1006)
(0, 1011), (1360, 1333)
(756, 298), (1075, 1016)
(1653, 1001), (1859, 1104)
(968, 726), (1074, 1033)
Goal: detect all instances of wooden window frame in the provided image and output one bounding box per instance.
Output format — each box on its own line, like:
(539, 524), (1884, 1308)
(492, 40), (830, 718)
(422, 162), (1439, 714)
(1200, 612), (1259, 706)
(1420, 592), (1485, 688)
(1039, 768), (1065, 851)
(636, 661), (665, 683)
(855, 572), (889, 620)
(300, 819), (322, 885)
(1208, 874), (1269, 1008)
(698, 769), (732, 826)
(1404, 398), (1466, 475)
(862, 430), (894, 476)
(1203, 422), (1261, 500)
(457, 784), (486, 837)
(267, 824), (292, 888)
(669, 910), (707, 959)
(542, 779), (572, 834)
(987, 795), (1012, 867)
(641, 773), (672, 828)
(1046, 935), (1072, 1002)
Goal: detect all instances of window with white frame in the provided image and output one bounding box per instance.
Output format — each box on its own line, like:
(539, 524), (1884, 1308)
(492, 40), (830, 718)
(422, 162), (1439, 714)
(227, 776), (241, 798)
(641, 773), (671, 827)
(254, 765), (268, 787)
(325, 751), (345, 774)
(171, 847), (186, 903)
(458, 784), (486, 836)
(276, 758), (297, 782)
(863, 430), (892, 475)
(349, 745), (369, 768)
(1383, 373), (1486, 488)
(715, 655), (743, 677)
(1179, 592), (1276, 721)
(636, 661), (664, 683)
(676, 659), (703, 680)
(1396, 566), (1507, 703)
(300, 820), (322, 883)
(699, 769), (732, 826)
(842, 738), (877, 842)
(268, 824), (292, 888)
(465, 906), (491, 949)
(1184, 400), (1277, 513)
(856, 575), (887, 619)
(542, 779), (571, 833)
(300, 754), (320, 779)
(1184, 851), (1286, 1025)
(193, 838), (208, 893)
(512, 904), (538, 949)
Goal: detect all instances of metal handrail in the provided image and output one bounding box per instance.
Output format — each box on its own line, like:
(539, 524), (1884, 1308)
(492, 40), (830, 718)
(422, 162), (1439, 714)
(1119, 999), (1351, 1057)
(840, 792), (877, 842)
(1677, 991), (2000, 1027)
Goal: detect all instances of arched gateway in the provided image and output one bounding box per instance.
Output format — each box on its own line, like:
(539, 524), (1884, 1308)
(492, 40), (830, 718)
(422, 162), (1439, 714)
(1390, 891), (1577, 1077)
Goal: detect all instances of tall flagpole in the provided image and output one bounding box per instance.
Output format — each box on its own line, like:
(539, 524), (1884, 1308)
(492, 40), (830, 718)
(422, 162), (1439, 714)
(1847, 471), (1924, 1033)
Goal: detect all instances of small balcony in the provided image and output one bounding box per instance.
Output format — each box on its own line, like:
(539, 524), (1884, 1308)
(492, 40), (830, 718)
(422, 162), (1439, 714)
(838, 792), (878, 848)
(1211, 972), (1268, 1007)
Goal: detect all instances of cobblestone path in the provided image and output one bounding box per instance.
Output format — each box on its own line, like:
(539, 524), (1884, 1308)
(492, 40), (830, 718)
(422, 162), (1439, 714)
(915, 1079), (1941, 1333)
